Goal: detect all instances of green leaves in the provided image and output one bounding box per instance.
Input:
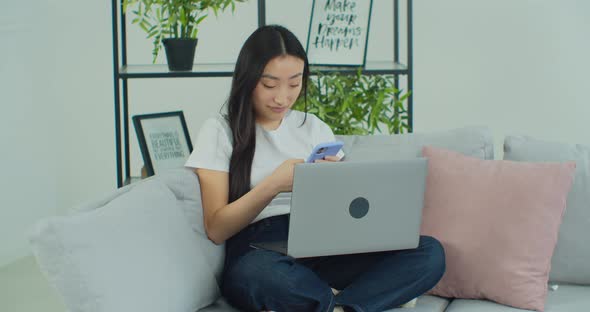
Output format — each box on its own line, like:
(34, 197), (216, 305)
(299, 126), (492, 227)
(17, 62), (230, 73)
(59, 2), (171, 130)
(293, 70), (411, 135)
(122, 0), (247, 62)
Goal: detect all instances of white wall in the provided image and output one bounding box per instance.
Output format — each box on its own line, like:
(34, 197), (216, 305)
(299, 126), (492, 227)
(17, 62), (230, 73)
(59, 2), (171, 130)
(0, 1), (58, 267)
(1, 0), (588, 266)
(413, 0), (590, 155)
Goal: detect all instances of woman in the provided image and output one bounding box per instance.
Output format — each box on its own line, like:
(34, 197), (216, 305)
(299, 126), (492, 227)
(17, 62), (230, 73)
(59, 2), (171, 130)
(185, 25), (445, 312)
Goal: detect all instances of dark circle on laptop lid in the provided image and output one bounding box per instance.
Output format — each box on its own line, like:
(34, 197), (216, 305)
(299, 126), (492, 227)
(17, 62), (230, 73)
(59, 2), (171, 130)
(349, 197), (369, 219)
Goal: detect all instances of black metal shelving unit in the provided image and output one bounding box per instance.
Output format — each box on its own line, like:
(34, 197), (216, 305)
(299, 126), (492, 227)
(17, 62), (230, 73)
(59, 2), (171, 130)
(112, 0), (413, 188)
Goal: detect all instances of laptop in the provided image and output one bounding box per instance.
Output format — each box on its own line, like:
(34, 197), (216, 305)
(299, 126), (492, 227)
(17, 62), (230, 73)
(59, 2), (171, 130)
(251, 158), (428, 258)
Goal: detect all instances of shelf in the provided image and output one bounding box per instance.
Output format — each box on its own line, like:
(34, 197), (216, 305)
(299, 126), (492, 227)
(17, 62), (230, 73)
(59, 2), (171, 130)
(118, 63), (236, 79)
(118, 61), (408, 79)
(311, 61), (408, 75)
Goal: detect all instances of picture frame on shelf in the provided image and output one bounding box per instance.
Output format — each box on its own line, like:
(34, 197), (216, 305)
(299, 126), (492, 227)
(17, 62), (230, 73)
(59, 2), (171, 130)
(132, 111), (193, 177)
(305, 0), (374, 67)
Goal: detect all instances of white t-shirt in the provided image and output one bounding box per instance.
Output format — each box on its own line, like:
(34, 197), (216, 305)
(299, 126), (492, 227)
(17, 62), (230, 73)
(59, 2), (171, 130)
(184, 109), (343, 223)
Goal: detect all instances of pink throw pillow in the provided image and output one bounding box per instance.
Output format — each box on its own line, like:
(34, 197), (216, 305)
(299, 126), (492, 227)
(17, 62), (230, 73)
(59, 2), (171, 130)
(420, 146), (575, 312)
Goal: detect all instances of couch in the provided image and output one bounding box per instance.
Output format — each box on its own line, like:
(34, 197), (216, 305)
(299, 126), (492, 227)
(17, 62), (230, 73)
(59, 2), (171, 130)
(28, 126), (590, 312)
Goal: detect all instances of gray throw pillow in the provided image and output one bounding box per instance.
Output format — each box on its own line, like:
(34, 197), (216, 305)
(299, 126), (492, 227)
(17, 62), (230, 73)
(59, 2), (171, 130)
(504, 135), (590, 285)
(29, 178), (220, 312)
(71, 167), (225, 283)
(70, 168), (225, 283)
(157, 168), (225, 282)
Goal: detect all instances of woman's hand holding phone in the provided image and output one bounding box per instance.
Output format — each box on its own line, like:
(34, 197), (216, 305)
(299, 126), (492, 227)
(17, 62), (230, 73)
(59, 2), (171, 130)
(269, 159), (304, 193)
(269, 141), (343, 193)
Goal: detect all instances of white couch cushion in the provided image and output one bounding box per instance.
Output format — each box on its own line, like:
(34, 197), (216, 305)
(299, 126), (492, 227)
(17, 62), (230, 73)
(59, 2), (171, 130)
(384, 295), (451, 312)
(504, 135), (590, 285)
(444, 285), (590, 312)
(29, 178), (219, 312)
(199, 295), (451, 312)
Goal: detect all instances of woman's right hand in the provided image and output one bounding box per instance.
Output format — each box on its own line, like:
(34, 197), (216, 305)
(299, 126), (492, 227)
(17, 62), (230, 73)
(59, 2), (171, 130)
(270, 159), (304, 193)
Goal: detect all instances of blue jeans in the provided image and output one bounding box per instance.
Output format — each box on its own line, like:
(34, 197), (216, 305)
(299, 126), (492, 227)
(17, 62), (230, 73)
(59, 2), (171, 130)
(221, 214), (445, 312)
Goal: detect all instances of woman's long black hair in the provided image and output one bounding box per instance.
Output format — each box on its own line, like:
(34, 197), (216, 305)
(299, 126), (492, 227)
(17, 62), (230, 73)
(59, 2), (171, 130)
(224, 25), (310, 203)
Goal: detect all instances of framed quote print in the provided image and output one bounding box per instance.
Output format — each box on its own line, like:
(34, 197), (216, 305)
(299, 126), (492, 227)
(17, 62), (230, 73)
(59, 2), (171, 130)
(306, 0), (374, 67)
(132, 111), (193, 177)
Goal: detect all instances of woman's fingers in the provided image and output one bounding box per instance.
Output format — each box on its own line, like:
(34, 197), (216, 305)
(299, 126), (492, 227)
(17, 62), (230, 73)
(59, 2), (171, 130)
(314, 155), (341, 163)
(324, 155), (341, 162)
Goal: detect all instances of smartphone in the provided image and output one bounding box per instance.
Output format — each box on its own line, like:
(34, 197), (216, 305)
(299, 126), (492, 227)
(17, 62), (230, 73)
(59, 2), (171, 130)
(306, 141), (344, 163)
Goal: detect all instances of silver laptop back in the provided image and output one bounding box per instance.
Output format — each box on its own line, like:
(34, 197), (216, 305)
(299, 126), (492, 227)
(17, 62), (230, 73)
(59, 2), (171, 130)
(287, 158), (428, 258)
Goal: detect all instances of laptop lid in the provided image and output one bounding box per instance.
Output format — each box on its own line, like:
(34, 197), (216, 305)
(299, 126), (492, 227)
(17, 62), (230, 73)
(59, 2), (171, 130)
(287, 158), (428, 258)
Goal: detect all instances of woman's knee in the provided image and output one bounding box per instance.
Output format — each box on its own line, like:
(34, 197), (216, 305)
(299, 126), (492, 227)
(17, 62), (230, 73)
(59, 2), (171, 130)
(419, 235), (446, 281)
(222, 250), (294, 308)
(224, 250), (287, 288)
(222, 249), (334, 311)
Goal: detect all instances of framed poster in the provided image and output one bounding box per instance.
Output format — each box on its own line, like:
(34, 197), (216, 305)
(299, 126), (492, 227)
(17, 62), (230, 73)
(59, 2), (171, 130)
(132, 111), (193, 177)
(306, 0), (374, 67)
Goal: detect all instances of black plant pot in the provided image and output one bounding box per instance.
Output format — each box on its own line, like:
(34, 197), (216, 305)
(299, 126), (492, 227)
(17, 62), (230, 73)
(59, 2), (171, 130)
(162, 38), (198, 71)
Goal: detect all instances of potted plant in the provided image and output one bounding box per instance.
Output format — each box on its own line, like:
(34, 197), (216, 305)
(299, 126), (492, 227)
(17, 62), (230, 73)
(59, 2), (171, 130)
(123, 0), (247, 71)
(293, 69), (411, 135)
